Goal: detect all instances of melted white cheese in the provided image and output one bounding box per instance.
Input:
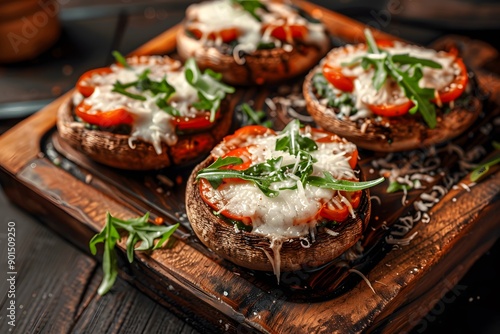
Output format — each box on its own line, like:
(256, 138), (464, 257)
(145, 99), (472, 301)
(324, 42), (460, 118)
(185, 0), (327, 54)
(77, 58), (200, 154)
(205, 128), (358, 238)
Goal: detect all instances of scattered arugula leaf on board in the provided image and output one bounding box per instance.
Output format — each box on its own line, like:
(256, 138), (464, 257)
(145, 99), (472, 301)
(89, 212), (179, 295)
(470, 155), (500, 182)
(386, 180), (415, 193)
(241, 103), (273, 128)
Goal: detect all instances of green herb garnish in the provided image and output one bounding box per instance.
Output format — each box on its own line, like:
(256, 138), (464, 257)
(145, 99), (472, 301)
(241, 103), (273, 128)
(197, 120), (384, 196)
(275, 120), (317, 155)
(231, 0), (267, 21)
(111, 68), (180, 115)
(308, 171), (384, 191)
(386, 180), (415, 193)
(110, 57), (233, 119)
(257, 41), (276, 50)
(89, 212), (179, 295)
(184, 58), (235, 122)
(343, 29), (443, 128)
(470, 155), (500, 182)
(312, 73), (357, 113)
(112, 50), (131, 68)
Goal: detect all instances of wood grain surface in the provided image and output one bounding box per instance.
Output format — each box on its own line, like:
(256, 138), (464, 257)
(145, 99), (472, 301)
(0, 1), (499, 333)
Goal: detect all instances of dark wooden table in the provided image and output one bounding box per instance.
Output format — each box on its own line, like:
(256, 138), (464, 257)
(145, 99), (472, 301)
(1, 1), (499, 333)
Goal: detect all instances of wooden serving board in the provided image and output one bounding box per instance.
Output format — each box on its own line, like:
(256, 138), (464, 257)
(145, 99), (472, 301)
(1, 2), (499, 333)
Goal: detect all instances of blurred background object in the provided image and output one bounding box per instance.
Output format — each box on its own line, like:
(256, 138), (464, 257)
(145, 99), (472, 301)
(0, 0), (61, 64)
(392, 0), (500, 30)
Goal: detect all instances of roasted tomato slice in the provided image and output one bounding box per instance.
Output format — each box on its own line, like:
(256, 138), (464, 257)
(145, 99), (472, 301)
(198, 178), (253, 225)
(367, 99), (413, 117)
(319, 189), (361, 222)
(435, 57), (468, 104)
(76, 67), (113, 97)
(319, 200), (350, 222)
(343, 190), (362, 209)
(75, 102), (133, 127)
(220, 146), (254, 184)
(322, 63), (355, 93)
(221, 146), (254, 171)
(264, 24), (308, 42)
(223, 125), (276, 149)
(189, 27), (240, 43)
(173, 110), (221, 132)
(375, 39), (395, 48)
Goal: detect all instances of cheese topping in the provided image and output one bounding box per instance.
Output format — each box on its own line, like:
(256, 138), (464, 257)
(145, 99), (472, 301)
(323, 42), (460, 119)
(184, 0), (327, 55)
(202, 125), (359, 238)
(74, 56), (222, 154)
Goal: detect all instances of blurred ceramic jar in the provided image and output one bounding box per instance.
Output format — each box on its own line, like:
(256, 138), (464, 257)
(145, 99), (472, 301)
(0, 0), (61, 63)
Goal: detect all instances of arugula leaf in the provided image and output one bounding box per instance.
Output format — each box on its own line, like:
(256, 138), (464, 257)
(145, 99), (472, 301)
(360, 29), (440, 128)
(307, 171), (385, 191)
(365, 29), (380, 54)
(231, 0), (267, 21)
(386, 180), (414, 193)
(89, 212), (120, 295)
(275, 120), (317, 155)
(387, 60), (437, 128)
(184, 58), (235, 122)
(112, 50), (131, 69)
(241, 103), (273, 128)
(112, 81), (147, 101)
(197, 121), (384, 197)
(112, 68), (180, 116)
(391, 54), (442, 69)
(312, 73), (357, 113)
(470, 155), (500, 182)
(156, 98), (180, 116)
(89, 212), (179, 295)
(197, 156), (283, 197)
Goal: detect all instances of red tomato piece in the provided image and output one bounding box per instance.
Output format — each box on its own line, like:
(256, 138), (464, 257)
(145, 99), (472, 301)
(222, 146), (253, 171)
(189, 28), (239, 43)
(367, 99), (413, 117)
(343, 190), (362, 209)
(222, 125), (276, 147)
(75, 102), (133, 127)
(348, 149), (359, 169)
(322, 62), (355, 92)
(76, 67), (113, 97)
(173, 111), (220, 132)
(375, 39), (395, 49)
(265, 24), (308, 41)
(198, 178), (252, 225)
(319, 201), (349, 222)
(435, 57), (468, 104)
